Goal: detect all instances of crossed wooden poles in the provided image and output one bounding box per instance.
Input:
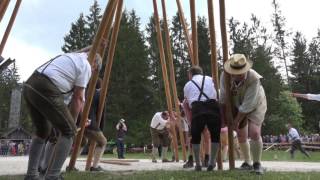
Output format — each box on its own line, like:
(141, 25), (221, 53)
(0, 0), (22, 56)
(67, 0), (235, 170)
(0, 0), (234, 171)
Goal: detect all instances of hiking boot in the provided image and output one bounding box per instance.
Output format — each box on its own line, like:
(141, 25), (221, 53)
(162, 158), (171, 163)
(203, 154), (209, 167)
(183, 155), (194, 168)
(66, 166), (79, 172)
(239, 162), (252, 170)
(90, 166), (104, 172)
(207, 164), (216, 171)
(252, 162), (264, 175)
(195, 165), (202, 171)
(172, 155), (175, 162)
(38, 166), (47, 176)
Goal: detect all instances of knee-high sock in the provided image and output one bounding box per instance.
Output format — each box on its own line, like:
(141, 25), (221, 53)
(45, 136), (73, 179)
(92, 146), (105, 168)
(250, 138), (262, 163)
(209, 143), (219, 166)
(192, 144), (200, 166)
(26, 136), (46, 177)
(161, 147), (168, 160)
(152, 147), (158, 159)
(39, 142), (55, 171)
(239, 141), (251, 164)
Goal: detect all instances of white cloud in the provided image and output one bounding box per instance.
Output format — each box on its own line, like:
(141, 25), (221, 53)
(2, 37), (54, 82)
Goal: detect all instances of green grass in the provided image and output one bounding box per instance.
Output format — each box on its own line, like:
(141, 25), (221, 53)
(2, 150), (319, 179)
(2, 171), (320, 180)
(99, 150), (320, 162)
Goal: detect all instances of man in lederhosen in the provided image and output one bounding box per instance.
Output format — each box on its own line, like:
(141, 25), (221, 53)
(183, 66), (221, 171)
(23, 47), (102, 180)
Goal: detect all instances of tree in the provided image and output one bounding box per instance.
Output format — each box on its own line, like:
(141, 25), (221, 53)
(86, 0), (102, 43)
(170, 12), (191, 99)
(266, 91), (304, 134)
(271, 0), (291, 85)
(291, 30), (320, 132)
(197, 16), (211, 75)
(104, 10), (155, 145)
(61, 13), (90, 53)
(145, 14), (166, 110)
(0, 62), (20, 132)
(290, 32), (310, 92)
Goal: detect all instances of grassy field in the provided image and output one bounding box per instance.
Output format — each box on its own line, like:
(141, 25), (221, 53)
(1, 150), (319, 179)
(2, 171), (320, 180)
(99, 150), (320, 162)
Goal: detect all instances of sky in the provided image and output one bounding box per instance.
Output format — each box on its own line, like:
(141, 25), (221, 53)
(1, 0), (320, 81)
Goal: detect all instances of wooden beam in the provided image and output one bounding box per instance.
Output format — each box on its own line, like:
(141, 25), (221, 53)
(152, 0), (179, 162)
(219, 0), (235, 170)
(0, 0), (21, 56)
(175, 0), (194, 66)
(68, 0), (118, 169)
(85, 0), (122, 170)
(207, 0), (223, 170)
(189, 0), (198, 66)
(161, 0), (186, 162)
(0, 0), (10, 23)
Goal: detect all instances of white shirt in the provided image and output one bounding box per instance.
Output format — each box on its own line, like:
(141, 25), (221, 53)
(306, 94), (320, 101)
(37, 53), (91, 104)
(288, 127), (300, 141)
(150, 112), (168, 130)
(183, 74), (217, 107)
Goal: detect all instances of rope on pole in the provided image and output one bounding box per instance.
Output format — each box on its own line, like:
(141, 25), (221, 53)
(152, 0), (179, 162)
(219, 0), (235, 170)
(175, 0), (194, 66)
(68, 0), (118, 169)
(161, 0), (187, 162)
(85, 0), (122, 170)
(189, 0), (198, 66)
(0, 0), (22, 56)
(207, 0), (223, 170)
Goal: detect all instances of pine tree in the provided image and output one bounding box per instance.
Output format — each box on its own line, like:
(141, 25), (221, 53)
(0, 62), (20, 132)
(170, 12), (191, 99)
(86, 0), (102, 43)
(105, 10), (154, 145)
(291, 32), (310, 92)
(145, 14), (166, 110)
(294, 30), (320, 132)
(197, 16), (211, 75)
(61, 13), (90, 53)
(271, 0), (291, 85)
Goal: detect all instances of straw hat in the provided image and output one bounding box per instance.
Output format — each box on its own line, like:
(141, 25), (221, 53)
(224, 54), (252, 75)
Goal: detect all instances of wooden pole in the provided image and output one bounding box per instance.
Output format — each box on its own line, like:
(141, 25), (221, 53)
(161, 0), (186, 162)
(219, 0), (235, 170)
(0, 0), (21, 56)
(152, 0), (179, 162)
(207, 0), (223, 170)
(189, 0), (198, 66)
(175, 0), (194, 66)
(68, 0), (118, 169)
(85, 0), (122, 170)
(0, 0), (10, 24)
